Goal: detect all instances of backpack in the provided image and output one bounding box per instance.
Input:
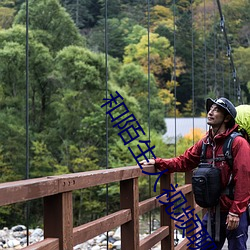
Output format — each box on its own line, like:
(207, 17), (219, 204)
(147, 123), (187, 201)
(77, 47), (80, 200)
(235, 105), (250, 142)
(192, 132), (241, 208)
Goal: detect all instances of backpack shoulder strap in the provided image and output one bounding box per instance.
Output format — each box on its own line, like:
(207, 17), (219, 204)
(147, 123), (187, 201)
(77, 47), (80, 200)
(223, 132), (242, 169)
(200, 141), (208, 163)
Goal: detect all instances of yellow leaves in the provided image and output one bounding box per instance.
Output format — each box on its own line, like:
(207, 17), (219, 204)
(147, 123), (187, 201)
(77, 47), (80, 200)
(158, 88), (175, 105)
(152, 5), (173, 19)
(124, 31), (186, 83)
(124, 32), (173, 75)
(158, 87), (181, 117)
(176, 128), (205, 155)
(174, 56), (186, 77)
(166, 80), (180, 91)
(184, 128), (205, 141)
(200, 112), (207, 118)
(149, 5), (174, 32)
(158, 81), (179, 105)
(183, 99), (193, 115)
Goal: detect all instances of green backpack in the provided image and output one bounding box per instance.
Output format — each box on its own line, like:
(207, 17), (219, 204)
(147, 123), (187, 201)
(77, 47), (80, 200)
(235, 105), (250, 142)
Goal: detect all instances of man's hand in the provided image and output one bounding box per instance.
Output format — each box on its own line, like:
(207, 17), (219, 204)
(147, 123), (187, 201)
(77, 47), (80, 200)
(226, 213), (240, 230)
(139, 159), (155, 165)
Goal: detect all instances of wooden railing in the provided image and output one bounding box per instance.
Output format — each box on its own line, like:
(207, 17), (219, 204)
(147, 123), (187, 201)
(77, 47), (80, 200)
(0, 165), (203, 250)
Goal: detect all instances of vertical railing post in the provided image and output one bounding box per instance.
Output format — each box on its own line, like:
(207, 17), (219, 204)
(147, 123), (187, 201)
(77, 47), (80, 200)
(185, 171), (196, 248)
(120, 178), (139, 250)
(44, 192), (73, 250)
(185, 171), (195, 210)
(160, 173), (174, 250)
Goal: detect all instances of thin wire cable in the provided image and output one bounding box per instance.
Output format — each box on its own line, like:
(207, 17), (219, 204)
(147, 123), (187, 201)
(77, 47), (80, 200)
(213, 0), (217, 94)
(76, 0), (79, 27)
(173, 0), (179, 244)
(25, 0), (30, 245)
(104, 0), (109, 247)
(203, 0), (207, 98)
(147, 0), (152, 234)
(173, 1), (177, 160)
(191, 0), (195, 145)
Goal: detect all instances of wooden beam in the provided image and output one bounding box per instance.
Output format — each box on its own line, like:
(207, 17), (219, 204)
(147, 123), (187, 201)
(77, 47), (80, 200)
(0, 165), (155, 206)
(22, 238), (59, 250)
(139, 196), (160, 216)
(73, 209), (131, 245)
(0, 177), (59, 206)
(58, 165), (155, 192)
(139, 226), (169, 250)
(174, 237), (190, 250)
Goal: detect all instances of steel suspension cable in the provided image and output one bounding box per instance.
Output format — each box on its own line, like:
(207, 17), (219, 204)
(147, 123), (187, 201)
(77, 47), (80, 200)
(216, 0), (242, 104)
(218, 33), (225, 96)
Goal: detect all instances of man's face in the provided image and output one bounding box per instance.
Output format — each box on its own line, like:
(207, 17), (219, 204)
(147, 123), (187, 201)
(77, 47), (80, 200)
(207, 104), (226, 127)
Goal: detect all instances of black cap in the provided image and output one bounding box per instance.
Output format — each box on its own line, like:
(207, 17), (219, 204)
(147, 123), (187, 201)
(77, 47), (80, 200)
(206, 97), (237, 119)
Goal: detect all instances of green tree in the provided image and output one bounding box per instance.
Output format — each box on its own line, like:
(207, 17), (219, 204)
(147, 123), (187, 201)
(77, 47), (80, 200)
(149, 5), (174, 33)
(124, 32), (185, 87)
(234, 46), (250, 102)
(0, 39), (27, 180)
(30, 141), (57, 177)
(50, 46), (140, 167)
(0, 6), (15, 29)
(61, 0), (101, 29)
(116, 63), (165, 132)
(87, 17), (138, 60)
(0, 25), (56, 132)
(14, 0), (84, 52)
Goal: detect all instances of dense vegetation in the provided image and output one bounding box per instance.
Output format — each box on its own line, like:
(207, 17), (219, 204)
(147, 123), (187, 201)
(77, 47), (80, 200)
(0, 0), (249, 227)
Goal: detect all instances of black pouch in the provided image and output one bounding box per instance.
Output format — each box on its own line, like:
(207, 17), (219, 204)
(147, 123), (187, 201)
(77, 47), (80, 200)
(192, 163), (221, 208)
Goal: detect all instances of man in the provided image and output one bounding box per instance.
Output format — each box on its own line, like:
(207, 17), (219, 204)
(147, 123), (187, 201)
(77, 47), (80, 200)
(140, 97), (250, 249)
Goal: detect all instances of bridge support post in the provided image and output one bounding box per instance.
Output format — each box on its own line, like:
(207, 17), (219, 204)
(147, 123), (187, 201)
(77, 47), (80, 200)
(160, 173), (174, 250)
(185, 171), (196, 248)
(120, 178), (139, 250)
(44, 191), (73, 250)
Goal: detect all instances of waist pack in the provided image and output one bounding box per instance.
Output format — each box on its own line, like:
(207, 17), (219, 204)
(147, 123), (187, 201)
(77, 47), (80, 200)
(192, 162), (221, 208)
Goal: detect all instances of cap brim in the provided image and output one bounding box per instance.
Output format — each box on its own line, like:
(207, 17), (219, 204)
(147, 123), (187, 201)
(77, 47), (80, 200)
(206, 98), (215, 113)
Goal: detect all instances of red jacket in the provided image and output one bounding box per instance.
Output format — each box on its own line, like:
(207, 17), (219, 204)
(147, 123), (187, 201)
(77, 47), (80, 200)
(155, 124), (250, 216)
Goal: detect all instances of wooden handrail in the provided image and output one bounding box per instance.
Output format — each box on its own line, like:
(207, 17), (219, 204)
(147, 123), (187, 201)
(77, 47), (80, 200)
(0, 165), (153, 206)
(0, 164), (199, 250)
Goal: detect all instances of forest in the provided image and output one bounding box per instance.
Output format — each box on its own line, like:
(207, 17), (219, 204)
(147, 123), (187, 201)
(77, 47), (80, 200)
(0, 0), (249, 227)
